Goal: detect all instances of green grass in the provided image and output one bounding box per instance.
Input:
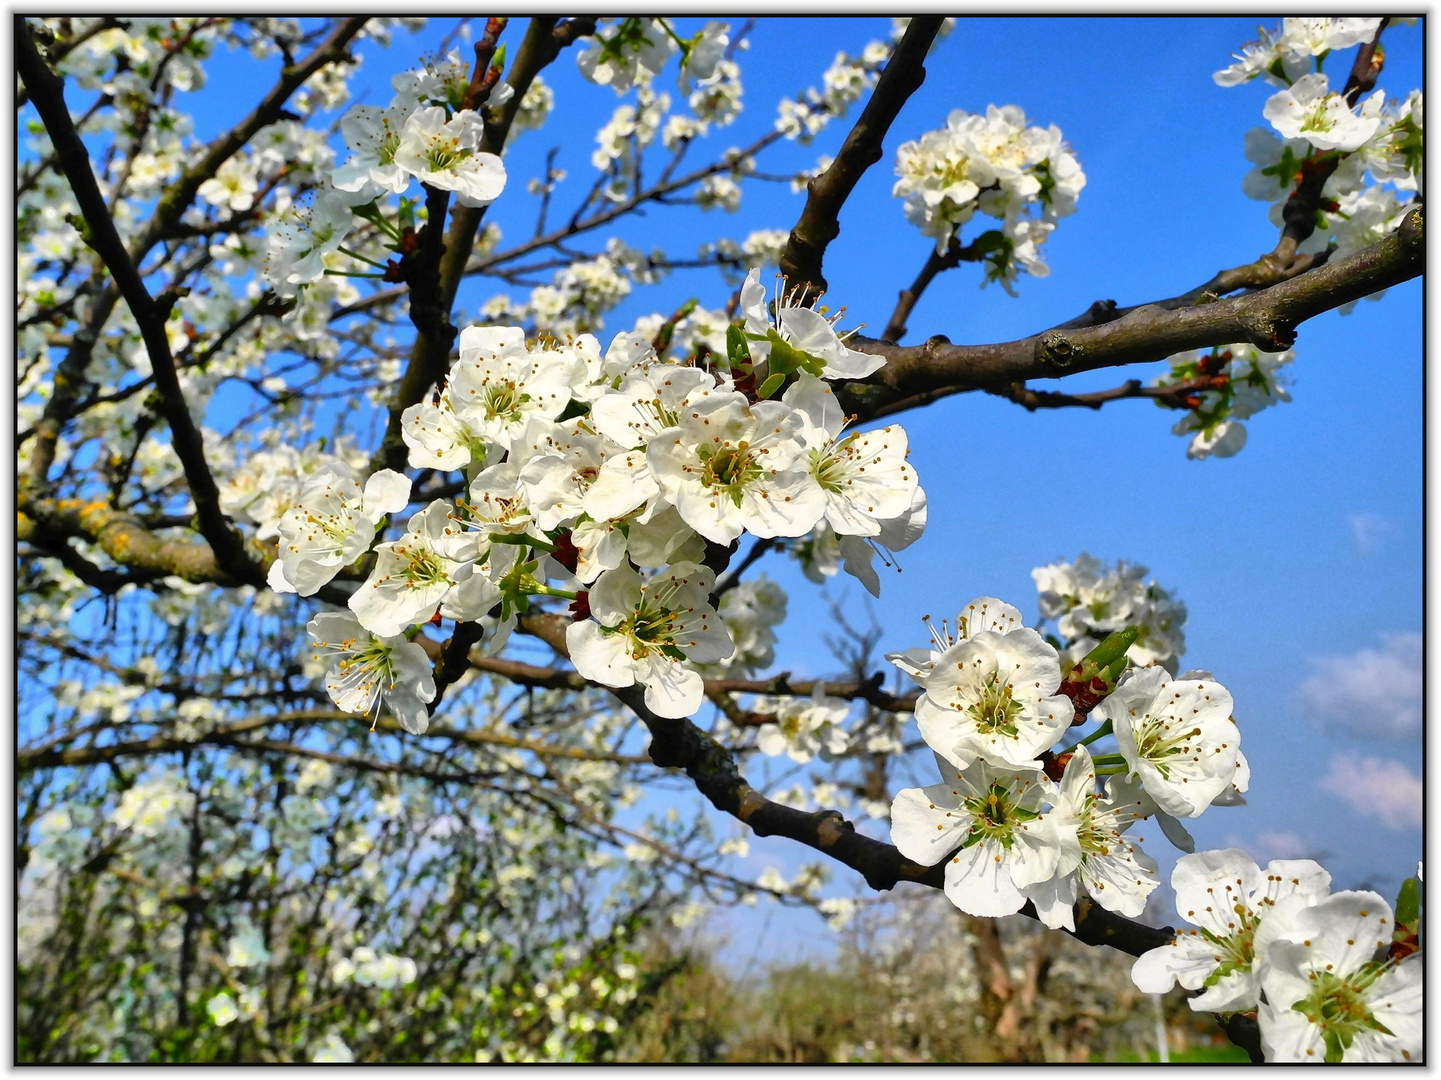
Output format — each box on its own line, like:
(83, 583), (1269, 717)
(1099, 1042), (1251, 1063)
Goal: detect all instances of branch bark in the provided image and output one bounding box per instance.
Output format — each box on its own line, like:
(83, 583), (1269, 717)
(837, 207), (1422, 423)
(778, 17), (944, 302)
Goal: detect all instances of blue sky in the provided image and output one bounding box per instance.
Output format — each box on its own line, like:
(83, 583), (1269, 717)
(166, 16), (1424, 963)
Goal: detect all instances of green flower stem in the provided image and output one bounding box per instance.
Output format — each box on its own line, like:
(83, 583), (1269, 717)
(352, 203), (403, 240)
(656, 17), (689, 54)
(1072, 719), (1114, 748)
(338, 245), (391, 271)
(528, 585), (577, 600)
(489, 533), (555, 553)
(1089, 753), (1128, 768)
(323, 269), (385, 279)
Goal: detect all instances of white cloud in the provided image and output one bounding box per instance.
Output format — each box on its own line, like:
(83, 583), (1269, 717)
(1252, 831), (1314, 861)
(1220, 830), (1322, 864)
(1297, 632), (1421, 739)
(1320, 755), (1422, 831)
(1347, 511), (1396, 557)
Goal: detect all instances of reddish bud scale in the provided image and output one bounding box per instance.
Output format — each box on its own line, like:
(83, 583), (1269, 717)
(568, 591), (591, 622)
(551, 531), (580, 574)
(382, 259), (405, 283)
(733, 365), (761, 403)
(1059, 670), (1112, 724)
(1041, 750), (1073, 782)
(399, 228), (421, 256)
(1388, 926), (1420, 962)
(428, 608), (443, 627)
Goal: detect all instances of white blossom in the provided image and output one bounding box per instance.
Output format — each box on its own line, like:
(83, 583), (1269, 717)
(646, 388), (825, 545)
(393, 106), (506, 208)
(752, 688), (850, 763)
(738, 267), (883, 381)
(890, 754), (1080, 919)
(267, 464), (411, 596)
(783, 374), (919, 537)
(566, 562), (733, 718)
(307, 611), (437, 734)
(1263, 73), (1383, 153)
(1132, 848), (1331, 1012)
(348, 500), (482, 637)
(1023, 748), (1159, 929)
(332, 102), (415, 197)
(901, 596), (1074, 769)
(1255, 890), (1420, 1062)
(1094, 665), (1240, 818)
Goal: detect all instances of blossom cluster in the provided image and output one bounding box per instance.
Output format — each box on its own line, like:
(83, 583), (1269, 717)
(1153, 343), (1294, 460)
(265, 268), (922, 724)
(1221, 19), (1421, 275)
(576, 20), (749, 212)
(1135, 850), (1421, 1063)
(886, 595), (1245, 929)
(1031, 554), (1187, 671)
(576, 18), (730, 94)
(263, 49), (511, 296)
(892, 105), (1085, 290)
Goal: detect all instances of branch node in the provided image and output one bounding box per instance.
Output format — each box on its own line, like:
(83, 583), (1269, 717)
(1038, 331), (1082, 369)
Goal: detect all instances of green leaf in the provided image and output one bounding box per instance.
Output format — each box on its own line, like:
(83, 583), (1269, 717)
(1394, 875), (1420, 931)
(1078, 626), (1138, 672)
(763, 328), (825, 378)
(725, 322), (750, 371)
(756, 373), (786, 399)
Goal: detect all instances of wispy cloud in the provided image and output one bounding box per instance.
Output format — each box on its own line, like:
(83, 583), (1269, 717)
(1348, 512), (1397, 557)
(1220, 830), (1324, 865)
(1252, 831), (1316, 861)
(1320, 756), (1422, 831)
(1298, 632), (1421, 740)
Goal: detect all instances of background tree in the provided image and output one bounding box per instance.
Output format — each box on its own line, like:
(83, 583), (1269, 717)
(16, 15), (1422, 1063)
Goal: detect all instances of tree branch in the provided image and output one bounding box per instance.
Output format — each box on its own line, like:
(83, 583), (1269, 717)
(779, 17), (944, 303)
(513, 610), (1171, 961)
(369, 16), (587, 475)
(18, 27), (261, 583)
(837, 207), (1422, 423)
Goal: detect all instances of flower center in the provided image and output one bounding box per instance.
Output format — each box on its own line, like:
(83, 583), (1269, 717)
(965, 672), (1023, 736)
(483, 381), (527, 421)
(1291, 968), (1394, 1062)
(305, 510), (353, 552)
(393, 542), (451, 589)
(1300, 99), (1335, 135)
(810, 434), (859, 493)
(377, 131), (400, 166)
(619, 596), (687, 660)
(328, 640), (397, 717)
(699, 442), (761, 507)
(1134, 716), (1203, 778)
(961, 780), (1038, 849)
(426, 136), (473, 173)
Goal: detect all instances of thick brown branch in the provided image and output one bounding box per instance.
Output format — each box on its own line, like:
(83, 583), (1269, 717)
(837, 208), (1422, 423)
(370, 16), (583, 474)
(19, 498), (236, 585)
(19, 18), (267, 585)
(513, 611), (1171, 960)
(779, 17), (944, 302)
